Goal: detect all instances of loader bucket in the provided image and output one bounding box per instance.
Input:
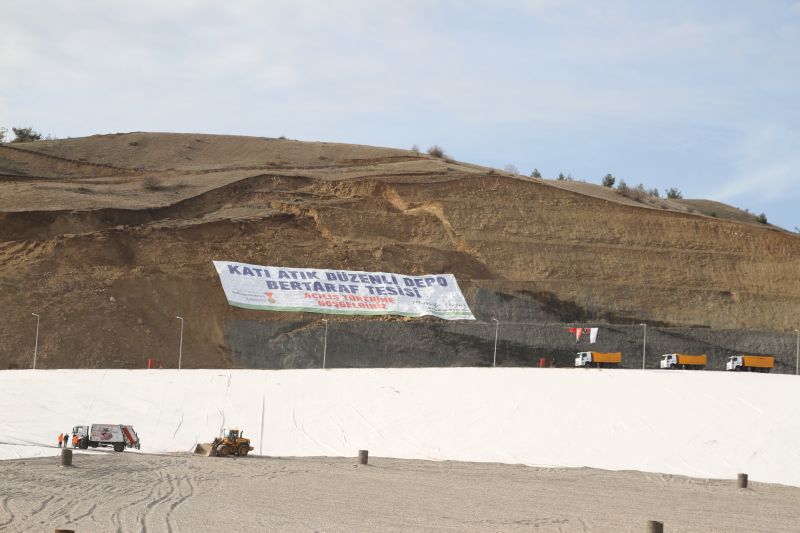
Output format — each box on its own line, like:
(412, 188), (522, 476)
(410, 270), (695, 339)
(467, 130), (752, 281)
(193, 443), (215, 456)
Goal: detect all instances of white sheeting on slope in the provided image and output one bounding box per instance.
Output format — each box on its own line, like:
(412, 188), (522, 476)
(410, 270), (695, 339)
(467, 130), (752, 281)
(1, 368), (799, 486)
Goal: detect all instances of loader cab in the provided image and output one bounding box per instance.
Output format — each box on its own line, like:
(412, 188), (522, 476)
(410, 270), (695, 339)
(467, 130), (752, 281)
(223, 429), (241, 440)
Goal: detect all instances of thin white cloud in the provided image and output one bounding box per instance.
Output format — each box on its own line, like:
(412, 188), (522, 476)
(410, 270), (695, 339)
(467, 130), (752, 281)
(716, 125), (800, 202)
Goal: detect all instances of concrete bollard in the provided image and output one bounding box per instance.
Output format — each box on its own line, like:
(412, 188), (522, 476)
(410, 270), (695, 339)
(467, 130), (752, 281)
(646, 520), (663, 533)
(738, 473), (748, 488)
(358, 449), (369, 465)
(60, 449), (72, 467)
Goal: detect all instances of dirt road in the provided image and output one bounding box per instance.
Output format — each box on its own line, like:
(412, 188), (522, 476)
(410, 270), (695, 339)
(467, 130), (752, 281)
(0, 452), (797, 532)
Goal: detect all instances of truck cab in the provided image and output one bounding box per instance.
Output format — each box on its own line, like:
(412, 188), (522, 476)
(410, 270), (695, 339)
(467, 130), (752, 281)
(575, 352), (592, 367)
(661, 354), (678, 369)
(71, 425), (88, 447)
(726, 356), (742, 371)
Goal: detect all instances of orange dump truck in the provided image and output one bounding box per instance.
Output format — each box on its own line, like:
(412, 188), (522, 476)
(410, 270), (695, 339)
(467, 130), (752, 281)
(660, 353), (707, 369)
(575, 352), (622, 368)
(726, 355), (774, 373)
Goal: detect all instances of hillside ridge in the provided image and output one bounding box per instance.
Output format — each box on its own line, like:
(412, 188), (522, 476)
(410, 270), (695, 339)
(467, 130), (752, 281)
(1, 132), (798, 370)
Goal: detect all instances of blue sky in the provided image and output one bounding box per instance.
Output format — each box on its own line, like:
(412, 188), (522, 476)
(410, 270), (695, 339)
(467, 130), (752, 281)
(2, 1), (799, 230)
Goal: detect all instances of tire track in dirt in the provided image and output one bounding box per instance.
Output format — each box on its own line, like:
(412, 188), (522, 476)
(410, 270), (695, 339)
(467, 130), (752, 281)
(107, 459), (172, 533)
(108, 483), (157, 533)
(140, 471), (178, 533)
(26, 494), (53, 518)
(137, 458), (199, 533)
(0, 494), (15, 528)
(66, 501), (97, 523)
(164, 476), (196, 532)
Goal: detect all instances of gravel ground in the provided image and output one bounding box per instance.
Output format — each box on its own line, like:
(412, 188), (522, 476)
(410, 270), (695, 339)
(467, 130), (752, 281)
(1, 452), (797, 532)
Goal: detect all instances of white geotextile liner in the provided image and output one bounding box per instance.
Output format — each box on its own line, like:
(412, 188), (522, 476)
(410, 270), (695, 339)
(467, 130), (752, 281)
(1, 368), (799, 486)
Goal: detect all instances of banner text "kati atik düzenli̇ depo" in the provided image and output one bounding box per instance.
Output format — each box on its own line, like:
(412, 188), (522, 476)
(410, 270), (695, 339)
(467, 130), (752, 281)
(213, 261), (475, 320)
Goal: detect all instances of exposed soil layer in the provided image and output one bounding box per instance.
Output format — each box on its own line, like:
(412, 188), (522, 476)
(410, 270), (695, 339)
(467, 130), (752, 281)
(1, 133), (798, 370)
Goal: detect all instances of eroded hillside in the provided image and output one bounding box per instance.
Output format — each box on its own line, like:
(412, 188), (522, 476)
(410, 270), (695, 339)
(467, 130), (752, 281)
(1, 133), (798, 370)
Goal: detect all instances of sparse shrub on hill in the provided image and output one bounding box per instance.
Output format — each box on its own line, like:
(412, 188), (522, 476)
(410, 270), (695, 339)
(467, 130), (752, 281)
(602, 174), (615, 187)
(0, 127), (6, 143)
(530, 168), (542, 179)
(615, 181), (648, 202)
(665, 187), (683, 199)
(557, 172), (566, 180)
(503, 164), (519, 174)
(410, 144), (419, 153)
(11, 126), (42, 143)
(756, 213), (768, 224)
(648, 187), (660, 198)
(143, 176), (166, 191)
(143, 177), (187, 191)
(426, 145), (447, 159)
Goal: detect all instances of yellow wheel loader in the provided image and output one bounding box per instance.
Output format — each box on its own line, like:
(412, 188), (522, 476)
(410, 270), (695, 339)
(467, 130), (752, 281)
(194, 428), (254, 457)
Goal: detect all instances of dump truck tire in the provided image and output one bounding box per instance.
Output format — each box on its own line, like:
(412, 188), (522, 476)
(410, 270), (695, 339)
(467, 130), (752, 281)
(216, 445), (230, 457)
(113, 443), (125, 452)
(238, 444), (249, 457)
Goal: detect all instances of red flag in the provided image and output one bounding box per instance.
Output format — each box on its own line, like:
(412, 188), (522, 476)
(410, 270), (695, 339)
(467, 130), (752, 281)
(566, 327), (581, 342)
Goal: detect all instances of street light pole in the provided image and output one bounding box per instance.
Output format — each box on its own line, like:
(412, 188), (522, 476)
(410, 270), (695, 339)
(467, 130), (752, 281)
(639, 323), (647, 370)
(795, 329), (799, 376)
(322, 319), (328, 369)
(176, 316), (184, 370)
(31, 313), (40, 369)
(492, 318), (499, 368)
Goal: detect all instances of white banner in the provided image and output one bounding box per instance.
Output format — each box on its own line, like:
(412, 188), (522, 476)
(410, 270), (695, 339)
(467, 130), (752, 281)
(212, 261), (475, 320)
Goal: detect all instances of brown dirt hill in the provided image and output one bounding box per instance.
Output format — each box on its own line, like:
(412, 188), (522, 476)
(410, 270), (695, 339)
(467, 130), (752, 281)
(0, 132), (798, 370)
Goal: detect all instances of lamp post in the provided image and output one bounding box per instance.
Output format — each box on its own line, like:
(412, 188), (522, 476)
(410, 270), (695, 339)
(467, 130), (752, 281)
(322, 319), (328, 369)
(176, 316), (184, 370)
(639, 323), (647, 370)
(492, 318), (499, 368)
(31, 313), (40, 369)
(795, 329), (799, 376)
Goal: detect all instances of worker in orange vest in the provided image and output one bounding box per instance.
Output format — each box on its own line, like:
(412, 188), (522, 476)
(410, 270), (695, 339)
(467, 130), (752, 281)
(72, 433), (79, 448)
(57, 433), (63, 447)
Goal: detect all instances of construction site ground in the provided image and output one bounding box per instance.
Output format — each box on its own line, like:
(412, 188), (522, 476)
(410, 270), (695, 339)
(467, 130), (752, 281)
(1, 453), (797, 533)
